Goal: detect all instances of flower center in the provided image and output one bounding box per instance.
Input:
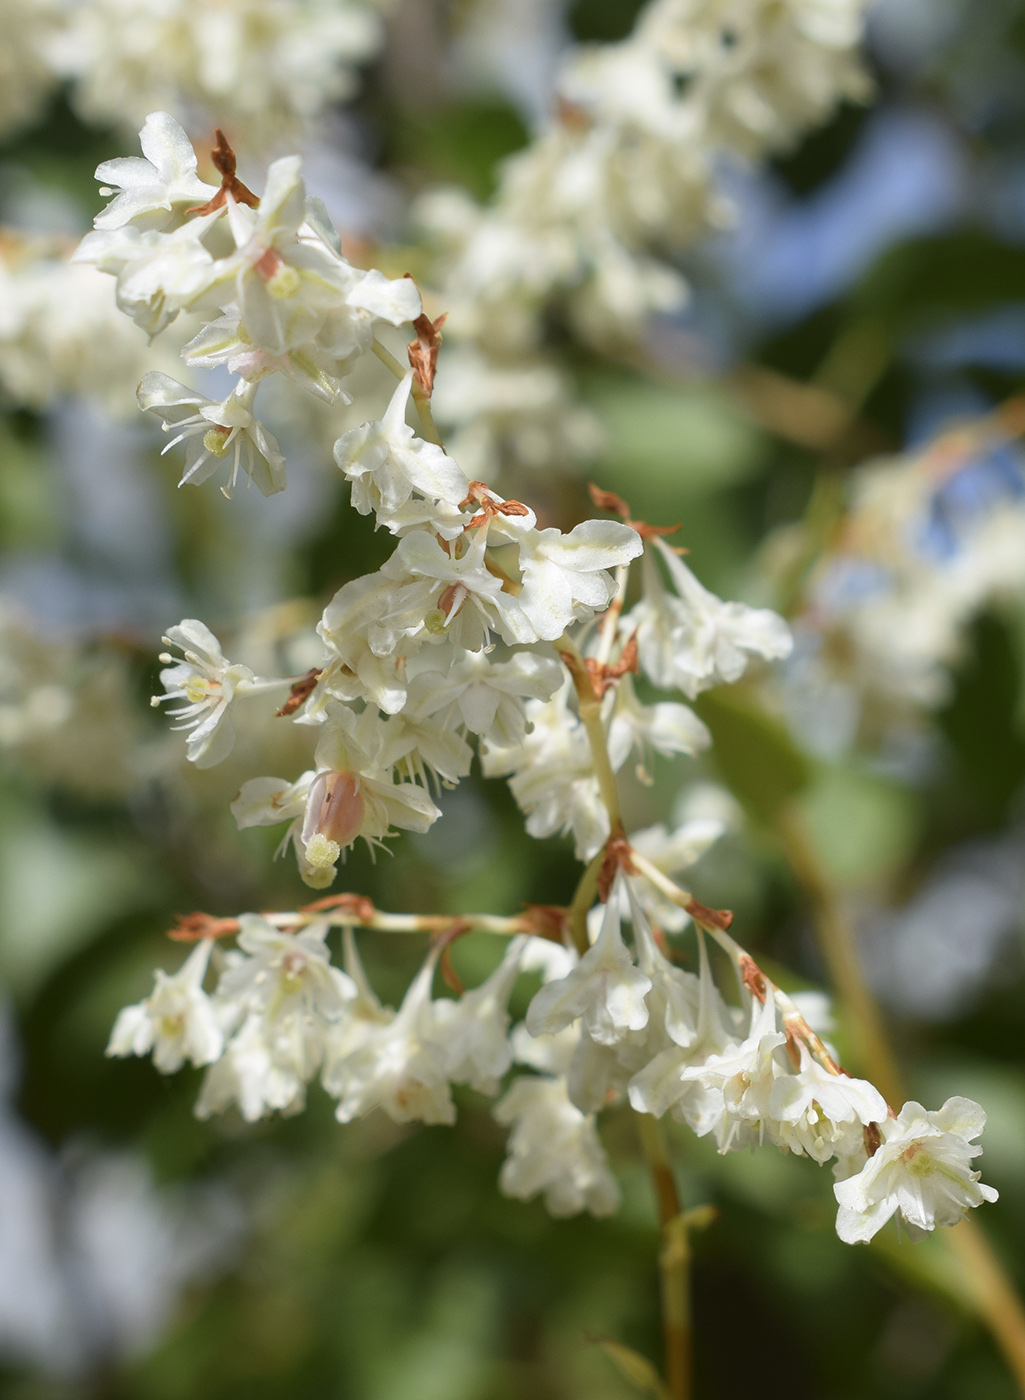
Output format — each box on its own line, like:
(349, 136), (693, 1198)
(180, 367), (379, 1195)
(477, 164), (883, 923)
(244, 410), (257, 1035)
(202, 425), (232, 457)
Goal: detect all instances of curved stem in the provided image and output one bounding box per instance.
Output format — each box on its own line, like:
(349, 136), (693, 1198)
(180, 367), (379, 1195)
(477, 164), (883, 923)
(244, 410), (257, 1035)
(776, 807), (903, 1106)
(776, 805), (1025, 1396)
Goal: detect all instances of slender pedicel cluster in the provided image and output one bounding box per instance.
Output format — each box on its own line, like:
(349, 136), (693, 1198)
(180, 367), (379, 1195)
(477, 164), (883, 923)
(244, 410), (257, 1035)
(88, 114), (998, 1252)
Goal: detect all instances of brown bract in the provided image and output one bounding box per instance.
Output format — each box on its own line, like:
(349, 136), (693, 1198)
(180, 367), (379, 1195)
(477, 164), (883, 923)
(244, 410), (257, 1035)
(582, 633), (639, 699)
(168, 911), (241, 942)
(431, 920), (473, 995)
(739, 953), (767, 1002)
(863, 1120), (883, 1158)
(187, 129), (260, 215)
(275, 667), (323, 717)
(406, 292), (447, 397)
(598, 833), (637, 903)
(521, 903), (571, 942)
(587, 481), (683, 546)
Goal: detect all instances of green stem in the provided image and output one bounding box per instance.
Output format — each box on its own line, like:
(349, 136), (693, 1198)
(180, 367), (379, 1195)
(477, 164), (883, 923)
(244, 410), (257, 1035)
(371, 338), (444, 446)
(636, 1114), (691, 1400)
(776, 805), (1025, 1397)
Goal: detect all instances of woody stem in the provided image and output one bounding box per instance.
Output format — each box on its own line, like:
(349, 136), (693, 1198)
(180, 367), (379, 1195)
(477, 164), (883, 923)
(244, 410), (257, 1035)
(636, 1113), (692, 1400)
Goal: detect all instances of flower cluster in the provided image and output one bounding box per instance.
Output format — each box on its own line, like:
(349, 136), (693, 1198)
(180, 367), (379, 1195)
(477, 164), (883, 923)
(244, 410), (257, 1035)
(781, 421), (1025, 756)
(15, 0), (381, 147)
(419, 0), (874, 479)
(87, 113), (997, 1254)
(110, 886), (997, 1245)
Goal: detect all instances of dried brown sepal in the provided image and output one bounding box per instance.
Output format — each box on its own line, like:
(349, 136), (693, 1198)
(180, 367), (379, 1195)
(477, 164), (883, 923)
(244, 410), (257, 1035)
(300, 891), (376, 923)
(430, 920), (472, 996)
(597, 833), (637, 903)
(187, 129), (260, 215)
(520, 903), (570, 942)
(863, 1120), (883, 1158)
(460, 480), (532, 530)
(686, 896), (734, 932)
(588, 483), (631, 519)
(582, 633), (639, 699)
(738, 953), (767, 1002)
(168, 911), (241, 942)
(406, 299), (447, 397)
(275, 667), (323, 717)
(632, 519), (683, 542)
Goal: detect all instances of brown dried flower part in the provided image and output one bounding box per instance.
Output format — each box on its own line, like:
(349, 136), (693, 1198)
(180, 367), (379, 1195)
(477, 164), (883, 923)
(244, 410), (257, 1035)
(582, 633), (639, 699)
(275, 667), (323, 717)
(783, 1022), (802, 1071)
(187, 129), (260, 215)
(406, 294), (447, 397)
(863, 1120), (883, 1158)
(588, 483), (631, 518)
(168, 911), (241, 942)
(430, 920), (473, 995)
(684, 895), (733, 932)
(739, 953), (767, 1002)
(597, 833), (637, 903)
(461, 480), (532, 530)
(521, 903), (571, 942)
(587, 482), (684, 546)
(300, 891), (376, 922)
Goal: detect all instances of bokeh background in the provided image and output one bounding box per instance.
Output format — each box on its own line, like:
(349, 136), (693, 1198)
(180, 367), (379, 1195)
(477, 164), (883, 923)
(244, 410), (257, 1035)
(2, 0), (1025, 1396)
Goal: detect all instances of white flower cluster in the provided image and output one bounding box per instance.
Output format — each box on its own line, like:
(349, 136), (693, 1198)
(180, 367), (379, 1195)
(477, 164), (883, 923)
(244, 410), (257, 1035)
(783, 429), (1025, 755)
(15, 0), (382, 147)
(70, 118), (792, 886)
(75, 112), (422, 496)
(89, 113), (995, 1252)
(0, 234), (173, 415)
(109, 885), (998, 1245)
(420, 0), (873, 479)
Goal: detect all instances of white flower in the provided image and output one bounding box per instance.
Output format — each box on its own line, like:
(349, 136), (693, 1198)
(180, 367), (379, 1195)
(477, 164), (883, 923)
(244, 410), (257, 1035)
(231, 703), (441, 888)
(216, 915), (355, 1027)
(494, 1074), (620, 1218)
(482, 684), (609, 860)
(326, 952), (455, 1125)
(833, 1097), (998, 1244)
(73, 216), (217, 337)
(195, 1013), (306, 1123)
(379, 526), (537, 653)
(138, 372), (285, 497)
(429, 938), (525, 1095)
(334, 372), (470, 536)
(769, 1049), (887, 1165)
(516, 519), (642, 641)
(93, 111), (217, 231)
(406, 648), (564, 748)
(153, 618), (264, 767)
(678, 988), (786, 1148)
(608, 673), (710, 771)
(630, 539), (792, 697)
(627, 933), (739, 1131)
(107, 940), (222, 1073)
(525, 895), (651, 1046)
(200, 156), (421, 361)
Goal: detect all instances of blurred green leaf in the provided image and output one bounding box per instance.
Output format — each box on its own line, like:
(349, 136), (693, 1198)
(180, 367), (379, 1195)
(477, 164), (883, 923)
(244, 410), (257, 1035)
(695, 689), (813, 826)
